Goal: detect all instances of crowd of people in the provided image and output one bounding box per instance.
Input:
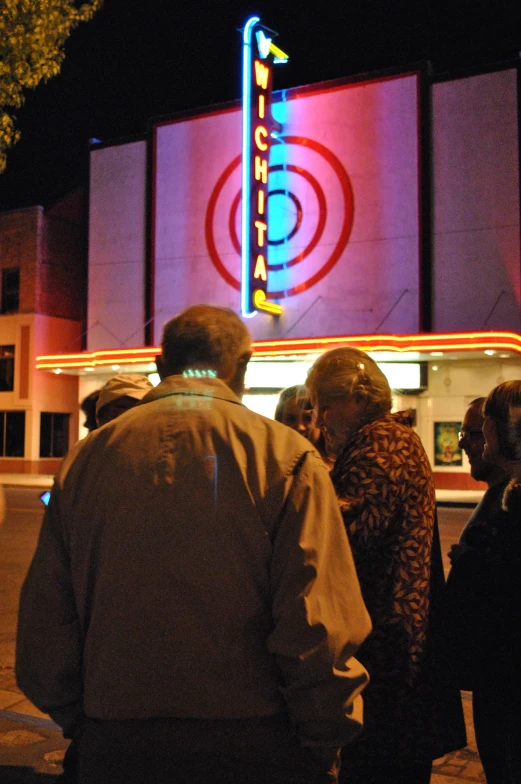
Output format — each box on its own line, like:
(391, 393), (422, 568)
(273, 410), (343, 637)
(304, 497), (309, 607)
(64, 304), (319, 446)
(13, 304), (521, 784)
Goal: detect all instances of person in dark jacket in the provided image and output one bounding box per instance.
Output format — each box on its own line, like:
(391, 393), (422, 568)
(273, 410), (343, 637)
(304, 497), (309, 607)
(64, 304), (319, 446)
(446, 395), (515, 783)
(473, 381), (521, 784)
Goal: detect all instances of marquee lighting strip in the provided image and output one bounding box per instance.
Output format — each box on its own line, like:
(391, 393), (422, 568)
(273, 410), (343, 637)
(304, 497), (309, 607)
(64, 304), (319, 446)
(252, 331), (521, 355)
(35, 331), (521, 371)
(36, 347), (158, 370)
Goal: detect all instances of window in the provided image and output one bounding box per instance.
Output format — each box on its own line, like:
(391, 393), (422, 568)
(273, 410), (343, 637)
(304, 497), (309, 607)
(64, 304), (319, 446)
(1, 268), (20, 313)
(40, 413), (70, 458)
(0, 345), (15, 391)
(0, 411), (25, 457)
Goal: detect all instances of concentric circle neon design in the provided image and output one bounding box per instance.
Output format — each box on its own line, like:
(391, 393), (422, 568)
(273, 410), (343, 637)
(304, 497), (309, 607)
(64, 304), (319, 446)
(204, 136), (354, 298)
(266, 190), (303, 246)
(229, 184), (305, 251)
(227, 165), (326, 270)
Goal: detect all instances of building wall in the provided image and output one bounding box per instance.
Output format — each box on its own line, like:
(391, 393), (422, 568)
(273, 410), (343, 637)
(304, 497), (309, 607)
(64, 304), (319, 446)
(405, 357), (521, 488)
(86, 67), (521, 347)
(152, 73), (422, 343)
(0, 313), (82, 473)
(19, 63), (521, 486)
(87, 140), (147, 351)
(0, 195), (87, 326)
(432, 68), (521, 332)
(38, 188), (87, 323)
(32, 314), (82, 464)
(0, 205), (42, 313)
(0, 195), (86, 473)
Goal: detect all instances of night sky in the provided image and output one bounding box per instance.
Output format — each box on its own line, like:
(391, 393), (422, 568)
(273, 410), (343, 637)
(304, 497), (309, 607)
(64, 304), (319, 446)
(1, 0), (520, 211)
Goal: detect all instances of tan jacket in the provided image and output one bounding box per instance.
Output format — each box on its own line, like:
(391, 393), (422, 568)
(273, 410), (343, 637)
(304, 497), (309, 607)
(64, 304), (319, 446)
(16, 376), (370, 746)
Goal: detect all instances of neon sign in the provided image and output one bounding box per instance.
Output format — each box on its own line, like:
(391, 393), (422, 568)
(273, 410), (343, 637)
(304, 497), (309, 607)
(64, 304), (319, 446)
(241, 17), (288, 318)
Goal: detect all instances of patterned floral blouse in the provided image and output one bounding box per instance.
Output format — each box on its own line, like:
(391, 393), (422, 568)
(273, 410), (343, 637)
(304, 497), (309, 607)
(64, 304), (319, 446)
(332, 411), (462, 765)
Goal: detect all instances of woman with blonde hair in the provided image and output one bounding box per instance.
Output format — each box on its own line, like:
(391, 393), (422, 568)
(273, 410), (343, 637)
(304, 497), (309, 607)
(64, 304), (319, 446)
(306, 347), (465, 784)
(274, 385), (332, 465)
(274, 385), (319, 441)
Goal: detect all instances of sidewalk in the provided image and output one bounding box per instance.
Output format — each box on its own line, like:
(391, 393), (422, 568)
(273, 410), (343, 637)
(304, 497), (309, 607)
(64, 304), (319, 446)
(436, 489), (484, 506)
(0, 666), (67, 781)
(0, 473), (484, 505)
(432, 691), (486, 783)
(0, 475), (54, 489)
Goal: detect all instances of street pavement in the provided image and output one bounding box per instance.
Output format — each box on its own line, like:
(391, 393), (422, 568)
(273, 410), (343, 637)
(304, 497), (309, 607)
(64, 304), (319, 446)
(431, 691), (486, 783)
(0, 485), (487, 781)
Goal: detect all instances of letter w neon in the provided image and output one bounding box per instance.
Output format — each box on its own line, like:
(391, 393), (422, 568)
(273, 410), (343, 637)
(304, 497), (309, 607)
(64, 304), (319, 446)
(255, 61), (269, 90)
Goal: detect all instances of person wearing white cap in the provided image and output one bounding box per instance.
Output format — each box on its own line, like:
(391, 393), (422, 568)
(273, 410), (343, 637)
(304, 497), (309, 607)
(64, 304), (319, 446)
(95, 373), (153, 427)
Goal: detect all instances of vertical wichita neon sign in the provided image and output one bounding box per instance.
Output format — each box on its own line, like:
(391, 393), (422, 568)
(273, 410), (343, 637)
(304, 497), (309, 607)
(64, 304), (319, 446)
(241, 17), (288, 318)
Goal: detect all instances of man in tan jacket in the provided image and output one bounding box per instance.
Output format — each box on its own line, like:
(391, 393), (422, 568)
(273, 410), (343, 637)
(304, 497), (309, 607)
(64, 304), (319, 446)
(17, 305), (370, 784)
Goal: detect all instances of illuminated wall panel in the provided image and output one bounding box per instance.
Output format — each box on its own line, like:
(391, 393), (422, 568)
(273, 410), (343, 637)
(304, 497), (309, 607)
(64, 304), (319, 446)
(152, 73), (421, 343)
(432, 69), (520, 332)
(88, 141), (147, 350)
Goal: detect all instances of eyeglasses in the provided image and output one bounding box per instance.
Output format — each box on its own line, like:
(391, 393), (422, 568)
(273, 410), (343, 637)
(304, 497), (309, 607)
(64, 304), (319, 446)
(458, 429), (483, 441)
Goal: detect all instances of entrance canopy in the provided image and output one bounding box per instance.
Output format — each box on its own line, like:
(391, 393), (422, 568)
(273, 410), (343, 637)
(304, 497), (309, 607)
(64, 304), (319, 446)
(36, 330), (521, 376)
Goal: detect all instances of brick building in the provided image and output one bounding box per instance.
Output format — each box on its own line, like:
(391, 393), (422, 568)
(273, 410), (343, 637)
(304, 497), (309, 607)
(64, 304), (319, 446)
(0, 188), (86, 473)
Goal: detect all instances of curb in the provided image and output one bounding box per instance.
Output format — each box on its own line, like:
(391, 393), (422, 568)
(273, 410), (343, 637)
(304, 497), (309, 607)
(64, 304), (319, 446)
(0, 710), (60, 732)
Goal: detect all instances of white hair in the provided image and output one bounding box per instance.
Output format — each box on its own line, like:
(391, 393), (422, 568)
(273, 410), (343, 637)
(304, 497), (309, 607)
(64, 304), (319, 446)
(306, 347), (392, 423)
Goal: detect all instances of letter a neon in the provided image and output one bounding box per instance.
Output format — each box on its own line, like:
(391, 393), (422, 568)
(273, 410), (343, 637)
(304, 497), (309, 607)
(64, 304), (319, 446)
(253, 255), (267, 281)
(254, 60), (270, 90)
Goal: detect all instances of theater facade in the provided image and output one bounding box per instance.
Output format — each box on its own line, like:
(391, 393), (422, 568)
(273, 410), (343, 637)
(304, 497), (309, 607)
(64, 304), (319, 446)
(34, 58), (521, 491)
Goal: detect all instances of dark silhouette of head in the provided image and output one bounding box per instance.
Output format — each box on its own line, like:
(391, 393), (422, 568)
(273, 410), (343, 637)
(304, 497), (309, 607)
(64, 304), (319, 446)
(80, 389), (101, 432)
(458, 398), (506, 485)
(483, 381), (521, 467)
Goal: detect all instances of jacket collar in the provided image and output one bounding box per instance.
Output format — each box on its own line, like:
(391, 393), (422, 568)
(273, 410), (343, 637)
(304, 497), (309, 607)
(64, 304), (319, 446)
(140, 375), (245, 408)
(339, 410), (412, 454)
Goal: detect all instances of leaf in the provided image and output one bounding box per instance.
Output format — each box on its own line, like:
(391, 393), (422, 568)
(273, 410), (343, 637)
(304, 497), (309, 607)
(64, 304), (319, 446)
(0, 0), (103, 172)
